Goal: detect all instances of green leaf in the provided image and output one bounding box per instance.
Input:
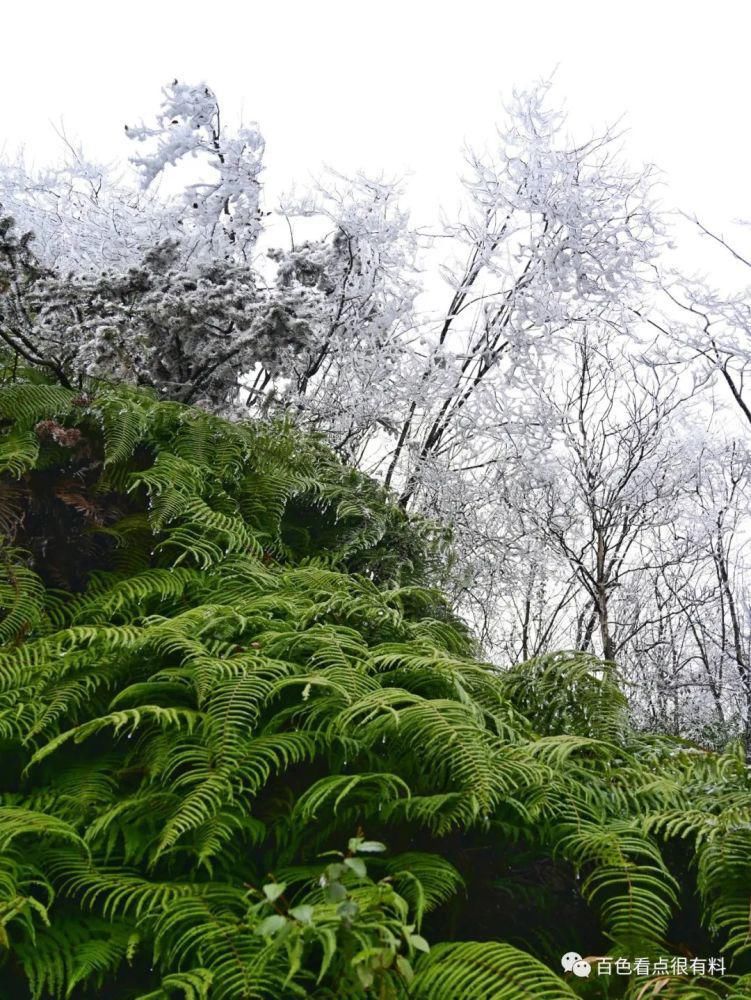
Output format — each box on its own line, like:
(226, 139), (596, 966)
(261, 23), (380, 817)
(262, 882), (287, 902)
(396, 955), (414, 983)
(289, 905), (314, 924)
(410, 934), (430, 953)
(337, 900), (359, 923)
(284, 935), (304, 984)
(344, 856), (367, 878)
(325, 882), (347, 903)
(316, 928), (338, 983)
(255, 914), (287, 937)
(356, 840), (387, 853)
(356, 964), (374, 989)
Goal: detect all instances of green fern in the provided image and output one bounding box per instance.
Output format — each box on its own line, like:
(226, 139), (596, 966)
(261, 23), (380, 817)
(410, 941), (580, 998)
(0, 373), (749, 998)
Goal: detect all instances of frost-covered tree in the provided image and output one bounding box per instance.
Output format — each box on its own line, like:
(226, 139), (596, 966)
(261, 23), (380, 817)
(3, 77), (748, 746)
(0, 220), (316, 405)
(125, 80), (266, 260)
(657, 221), (751, 431)
(0, 84), (420, 413)
(256, 172), (420, 457)
(477, 326), (697, 656)
(380, 83), (660, 501)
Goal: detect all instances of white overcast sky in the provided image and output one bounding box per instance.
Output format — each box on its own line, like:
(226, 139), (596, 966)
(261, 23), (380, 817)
(2, 0), (749, 258)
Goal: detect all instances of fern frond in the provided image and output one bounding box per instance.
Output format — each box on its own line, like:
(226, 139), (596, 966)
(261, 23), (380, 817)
(410, 941), (579, 998)
(0, 383), (75, 429)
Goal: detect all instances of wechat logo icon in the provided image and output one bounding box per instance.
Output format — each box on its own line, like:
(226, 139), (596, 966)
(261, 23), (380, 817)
(562, 951), (591, 978)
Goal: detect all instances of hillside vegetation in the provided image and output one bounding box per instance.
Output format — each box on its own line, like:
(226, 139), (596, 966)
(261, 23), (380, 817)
(0, 374), (749, 998)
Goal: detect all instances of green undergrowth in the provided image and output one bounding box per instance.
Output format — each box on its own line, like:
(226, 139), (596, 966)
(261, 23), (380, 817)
(0, 373), (749, 998)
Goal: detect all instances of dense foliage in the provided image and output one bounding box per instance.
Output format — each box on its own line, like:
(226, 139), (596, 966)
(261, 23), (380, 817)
(0, 376), (750, 998)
